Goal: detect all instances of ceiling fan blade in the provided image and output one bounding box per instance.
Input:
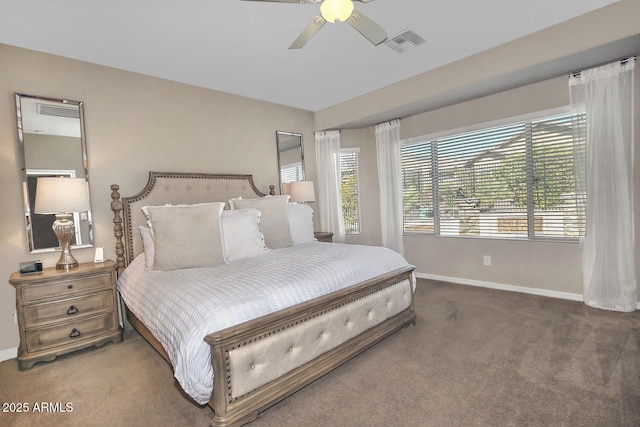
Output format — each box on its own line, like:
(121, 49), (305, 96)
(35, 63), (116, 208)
(289, 15), (326, 49)
(240, 0), (372, 3)
(347, 9), (387, 46)
(240, 0), (318, 3)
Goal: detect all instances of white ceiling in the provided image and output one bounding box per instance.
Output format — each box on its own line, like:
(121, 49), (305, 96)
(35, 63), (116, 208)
(0, 0), (622, 113)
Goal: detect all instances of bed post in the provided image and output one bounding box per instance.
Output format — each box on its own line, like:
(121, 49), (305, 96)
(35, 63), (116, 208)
(110, 184), (126, 274)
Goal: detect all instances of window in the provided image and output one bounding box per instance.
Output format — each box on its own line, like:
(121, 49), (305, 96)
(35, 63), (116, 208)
(340, 149), (361, 234)
(280, 162), (303, 183)
(401, 111), (586, 240)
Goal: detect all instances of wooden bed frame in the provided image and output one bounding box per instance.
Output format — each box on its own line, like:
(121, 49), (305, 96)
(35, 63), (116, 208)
(111, 172), (416, 426)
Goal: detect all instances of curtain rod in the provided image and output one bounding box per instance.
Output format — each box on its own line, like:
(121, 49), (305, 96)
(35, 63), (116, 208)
(569, 56), (636, 78)
(374, 118), (402, 128)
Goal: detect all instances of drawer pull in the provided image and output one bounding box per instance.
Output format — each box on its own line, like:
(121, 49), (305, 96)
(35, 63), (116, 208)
(66, 305), (79, 315)
(67, 284), (73, 289)
(69, 328), (81, 339)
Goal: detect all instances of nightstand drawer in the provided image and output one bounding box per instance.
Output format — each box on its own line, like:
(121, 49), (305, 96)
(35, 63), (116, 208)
(21, 272), (113, 302)
(23, 290), (115, 328)
(25, 312), (118, 353)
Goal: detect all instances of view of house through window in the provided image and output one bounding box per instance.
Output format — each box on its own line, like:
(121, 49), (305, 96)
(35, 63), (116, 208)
(401, 111), (587, 240)
(340, 149), (361, 234)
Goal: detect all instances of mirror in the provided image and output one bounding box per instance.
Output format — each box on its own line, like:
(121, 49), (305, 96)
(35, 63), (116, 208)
(276, 131), (304, 194)
(15, 93), (93, 253)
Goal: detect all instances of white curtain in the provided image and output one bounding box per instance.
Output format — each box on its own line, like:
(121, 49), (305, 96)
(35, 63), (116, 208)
(315, 130), (345, 243)
(569, 59), (637, 312)
(375, 119), (404, 255)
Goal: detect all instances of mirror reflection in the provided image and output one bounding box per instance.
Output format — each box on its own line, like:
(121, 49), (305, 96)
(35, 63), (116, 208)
(16, 93), (93, 253)
(276, 131), (304, 194)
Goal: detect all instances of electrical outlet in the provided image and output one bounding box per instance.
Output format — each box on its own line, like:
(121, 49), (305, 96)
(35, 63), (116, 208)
(483, 255), (491, 266)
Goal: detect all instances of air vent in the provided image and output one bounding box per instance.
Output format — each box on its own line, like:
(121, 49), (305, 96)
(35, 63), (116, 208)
(37, 103), (80, 119)
(384, 29), (425, 54)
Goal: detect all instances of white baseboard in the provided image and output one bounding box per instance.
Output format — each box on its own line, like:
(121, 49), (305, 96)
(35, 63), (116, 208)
(0, 347), (17, 363)
(415, 272), (586, 302)
(415, 272), (640, 310)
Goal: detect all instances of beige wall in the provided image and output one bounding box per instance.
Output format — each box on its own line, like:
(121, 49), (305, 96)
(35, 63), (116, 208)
(340, 70), (639, 298)
(0, 43), (315, 355)
(400, 76), (582, 292)
(24, 134), (84, 176)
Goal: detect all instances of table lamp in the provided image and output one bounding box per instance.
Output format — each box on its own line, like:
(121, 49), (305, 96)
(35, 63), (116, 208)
(34, 177), (90, 270)
(288, 181), (316, 203)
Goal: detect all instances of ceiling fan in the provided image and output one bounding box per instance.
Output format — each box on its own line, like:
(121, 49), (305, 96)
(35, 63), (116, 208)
(242, 0), (387, 49)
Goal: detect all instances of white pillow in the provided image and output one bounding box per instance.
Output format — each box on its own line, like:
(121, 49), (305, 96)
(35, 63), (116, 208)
(220, 208), (269, 262)
(228, 196), (293, 249)
(145, 202), (226, 271)
(287, 204), (315, 245)
(139, 226), (155, 270)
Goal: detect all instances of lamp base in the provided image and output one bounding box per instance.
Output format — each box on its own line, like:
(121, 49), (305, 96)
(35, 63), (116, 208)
(56, 253), (79, 271)
(53, 213), (79, 270)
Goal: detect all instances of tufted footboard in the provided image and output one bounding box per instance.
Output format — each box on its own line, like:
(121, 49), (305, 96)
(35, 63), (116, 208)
(204, 266), (416, 427)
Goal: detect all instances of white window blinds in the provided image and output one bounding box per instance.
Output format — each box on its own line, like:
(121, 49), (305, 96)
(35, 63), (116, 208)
(280, 163), (304, 184)
(401, 112), (586, 240)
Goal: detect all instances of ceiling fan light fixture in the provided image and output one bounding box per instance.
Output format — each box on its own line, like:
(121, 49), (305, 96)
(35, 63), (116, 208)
(320, 0), (354, 23)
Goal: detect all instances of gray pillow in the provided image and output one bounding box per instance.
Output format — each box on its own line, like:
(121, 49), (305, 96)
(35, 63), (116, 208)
(229, 196), (293, 249)
(145, 202), (226, 271)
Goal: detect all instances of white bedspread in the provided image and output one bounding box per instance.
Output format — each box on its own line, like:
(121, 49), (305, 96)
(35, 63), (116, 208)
(117, 242), (413, 405)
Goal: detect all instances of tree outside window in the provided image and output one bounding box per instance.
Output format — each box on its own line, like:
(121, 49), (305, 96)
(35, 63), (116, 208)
(340, 149), (361, 234)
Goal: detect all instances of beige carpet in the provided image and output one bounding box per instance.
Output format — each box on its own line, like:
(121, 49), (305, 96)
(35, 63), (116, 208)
(1, 280), (639, 427)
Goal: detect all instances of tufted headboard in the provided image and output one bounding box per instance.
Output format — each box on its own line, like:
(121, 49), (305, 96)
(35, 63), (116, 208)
(111, 172), (270, 271)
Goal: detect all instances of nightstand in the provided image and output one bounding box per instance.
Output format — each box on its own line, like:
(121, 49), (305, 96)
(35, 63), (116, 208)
(9, 260), (123, 370)
(314, 231), (333, 243)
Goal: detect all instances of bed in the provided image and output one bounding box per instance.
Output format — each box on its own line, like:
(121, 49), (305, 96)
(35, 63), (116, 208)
(110, 172), (416, 426)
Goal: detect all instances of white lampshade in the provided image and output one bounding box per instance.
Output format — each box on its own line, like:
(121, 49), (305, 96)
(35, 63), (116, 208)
(288, 181), (316, 203)
(320, 0), (354, 23)
(34, 177), (91, 214)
